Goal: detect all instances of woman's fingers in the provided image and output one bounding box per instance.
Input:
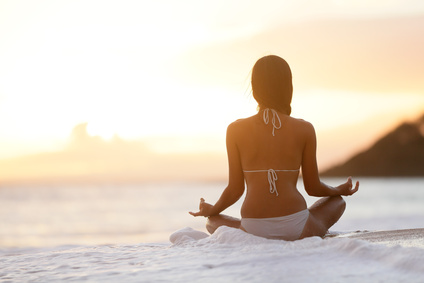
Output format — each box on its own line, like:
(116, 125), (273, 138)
(352, 181), (359, 194)
(346, 180), (359, 195)
(340, 177), (359, 196)
(189, 198), (206, 217)
(199, 198), (205, 209)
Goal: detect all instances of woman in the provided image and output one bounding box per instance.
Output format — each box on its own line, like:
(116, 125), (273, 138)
(189, 55), (359, 240)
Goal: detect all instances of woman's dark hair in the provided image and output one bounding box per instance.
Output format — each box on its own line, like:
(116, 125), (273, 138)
(251, 55), (293, 115)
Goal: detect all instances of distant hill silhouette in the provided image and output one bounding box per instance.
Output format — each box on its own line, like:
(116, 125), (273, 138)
(322, 114), (424, 177)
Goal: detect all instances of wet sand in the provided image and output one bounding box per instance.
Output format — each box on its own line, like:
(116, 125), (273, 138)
(333, 228), (424, 247)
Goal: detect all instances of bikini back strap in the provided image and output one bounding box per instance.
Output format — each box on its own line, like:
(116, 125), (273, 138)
(263, 108), (281, 136)
(243, 168), (300, 197)
(267, 169), (279, 196)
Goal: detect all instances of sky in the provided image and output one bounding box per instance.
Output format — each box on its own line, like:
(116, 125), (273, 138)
(1, 0), (424, 180)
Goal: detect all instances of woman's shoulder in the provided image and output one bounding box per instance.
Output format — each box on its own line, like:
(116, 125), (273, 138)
(289, 116), (314, 127)
(229, 114), (257, 126)
(226, 115), (257, 134)
(287, 116), (316, 135)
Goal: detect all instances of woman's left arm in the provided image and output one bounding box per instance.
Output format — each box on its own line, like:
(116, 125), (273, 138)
(190, 122), (245, 217)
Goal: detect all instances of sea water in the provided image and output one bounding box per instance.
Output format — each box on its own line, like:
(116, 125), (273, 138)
(1, 178), (424, 282)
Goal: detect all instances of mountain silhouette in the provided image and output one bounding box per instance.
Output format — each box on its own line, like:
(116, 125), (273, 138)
(322, 114), (424, 177)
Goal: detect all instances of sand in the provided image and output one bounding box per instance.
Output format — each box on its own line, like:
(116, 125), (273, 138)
(334, 228), (424, 248)
(2, 227), (424, 282)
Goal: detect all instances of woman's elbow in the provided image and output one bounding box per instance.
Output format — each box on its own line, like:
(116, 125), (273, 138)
(305, 189), (322, 197)
(226, 183), (245, 199)
(303, 181), (317, 196)
(234, 185), (245, 199)
(304, 185), (325, 197)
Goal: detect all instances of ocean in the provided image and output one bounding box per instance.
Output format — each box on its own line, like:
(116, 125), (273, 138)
(1, 178), (424, 282)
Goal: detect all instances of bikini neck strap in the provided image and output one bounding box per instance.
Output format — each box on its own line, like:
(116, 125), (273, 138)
(262, 108), (281, 136)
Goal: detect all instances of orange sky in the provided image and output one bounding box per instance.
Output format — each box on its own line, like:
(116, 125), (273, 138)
(0, 0), (424, 182)
(0, 123), (227, 184)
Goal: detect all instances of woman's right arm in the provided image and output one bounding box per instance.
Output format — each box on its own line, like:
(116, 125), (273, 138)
(189, 122), (245, 217)
(301, 122), (358, 197)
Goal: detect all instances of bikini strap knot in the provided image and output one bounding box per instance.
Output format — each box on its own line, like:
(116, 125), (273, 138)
(263, 108), (281, 136)
(267, 169), (279, 196)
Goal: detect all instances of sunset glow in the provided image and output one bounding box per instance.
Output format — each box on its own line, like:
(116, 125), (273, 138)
(1, 0), (424, 181)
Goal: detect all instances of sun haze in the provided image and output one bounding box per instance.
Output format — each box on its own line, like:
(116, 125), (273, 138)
(0, 0), (424, 181)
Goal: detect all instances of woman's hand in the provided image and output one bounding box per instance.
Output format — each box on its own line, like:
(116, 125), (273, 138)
(335, 177), (359, 196)
(189, 198), (215, 217)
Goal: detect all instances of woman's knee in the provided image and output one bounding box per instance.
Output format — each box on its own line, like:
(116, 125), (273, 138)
(327, 195), (346, 217)
(334, 196), (346, 212)
(308, 196), (346, 231)
(340, 196), (346, 211)
(311, 195), (345, 212)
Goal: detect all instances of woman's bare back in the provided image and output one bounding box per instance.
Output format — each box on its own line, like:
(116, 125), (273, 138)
(228, 110), (312, 218)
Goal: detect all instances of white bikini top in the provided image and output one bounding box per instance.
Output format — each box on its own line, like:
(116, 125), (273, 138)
(243, 108), (300, 197)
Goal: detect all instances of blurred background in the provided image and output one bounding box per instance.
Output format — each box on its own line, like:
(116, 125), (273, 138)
(0, 0), (423, 248)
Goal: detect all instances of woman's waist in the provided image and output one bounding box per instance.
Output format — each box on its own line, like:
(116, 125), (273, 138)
(245, 177), (298, 190)
(241, 191), (307, 218)
(245, 180), (300, 197)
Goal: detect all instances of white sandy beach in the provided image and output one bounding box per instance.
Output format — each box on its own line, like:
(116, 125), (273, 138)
(1, 226), (424, 282)
(1, 179), (424, 282)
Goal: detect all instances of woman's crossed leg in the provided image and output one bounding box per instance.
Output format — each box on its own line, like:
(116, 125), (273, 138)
(205, 196), (346, 239)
